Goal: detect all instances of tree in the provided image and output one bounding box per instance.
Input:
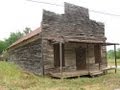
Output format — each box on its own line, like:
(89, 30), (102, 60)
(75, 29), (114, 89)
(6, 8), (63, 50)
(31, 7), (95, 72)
(107, 50), (114, 59)
(117, 48), (120, 59)
(5, 31), (23, 47)
(0, 40), (7, 54)
(107, 48), (120, 59)
(23, 27), (32, 35)
(0, 27), (31, 54)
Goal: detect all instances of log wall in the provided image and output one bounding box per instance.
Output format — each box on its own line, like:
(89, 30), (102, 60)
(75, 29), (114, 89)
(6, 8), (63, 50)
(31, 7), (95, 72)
(8, 39), (43, 75)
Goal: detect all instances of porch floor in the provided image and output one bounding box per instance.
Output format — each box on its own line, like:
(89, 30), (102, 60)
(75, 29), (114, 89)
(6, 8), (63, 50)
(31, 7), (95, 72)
(47, 66), (116, 78)
(49, 70), (104, 78)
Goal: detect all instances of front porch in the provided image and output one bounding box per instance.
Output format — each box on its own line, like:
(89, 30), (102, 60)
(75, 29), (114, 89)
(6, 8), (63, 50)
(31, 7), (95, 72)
(44, 38), (119, 78)
(47, 66), (116, 79)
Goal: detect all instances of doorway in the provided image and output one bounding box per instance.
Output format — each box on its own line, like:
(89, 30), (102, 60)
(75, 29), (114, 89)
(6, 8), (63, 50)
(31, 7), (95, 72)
(76, 47), (86, 70)
(94, 44), (101, 64)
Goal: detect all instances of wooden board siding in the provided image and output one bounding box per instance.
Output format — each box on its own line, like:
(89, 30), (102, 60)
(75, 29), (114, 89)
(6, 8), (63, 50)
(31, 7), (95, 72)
(64, 43), (76, 67)
(42, 3), (106, 41)
(64, 43), (96, 71)
(64, 43), (87, 68)
(8, 39), (43, 75)
(43, 40), (54, 71)
(101, 46), (107, 67)
(87, 44), (95, 64)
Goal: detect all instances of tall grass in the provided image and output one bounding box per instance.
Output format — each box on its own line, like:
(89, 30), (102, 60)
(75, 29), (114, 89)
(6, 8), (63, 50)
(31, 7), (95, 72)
(0, 61), (120, 90)
(0, 61), (44, 90)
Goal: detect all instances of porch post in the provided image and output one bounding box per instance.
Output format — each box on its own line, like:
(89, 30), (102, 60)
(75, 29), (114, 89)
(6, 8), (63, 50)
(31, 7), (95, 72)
(87, 44), (90, 73)
(114, 44), (117, 73)
(59, 42), (63, 79)
(99, 44), (101, 70)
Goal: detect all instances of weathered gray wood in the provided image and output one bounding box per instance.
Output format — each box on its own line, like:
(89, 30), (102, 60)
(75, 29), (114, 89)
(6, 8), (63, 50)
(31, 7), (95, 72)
(8, 39), (43, 75)
(41, 2), (107, 75)
(49, 70), (89, 79)
(90, 70), (103, 77)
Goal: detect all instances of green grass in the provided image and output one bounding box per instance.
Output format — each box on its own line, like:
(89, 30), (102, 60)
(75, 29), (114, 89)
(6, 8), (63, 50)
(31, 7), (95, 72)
(108, 59), (120, 66)
(0, 61), (120, 90)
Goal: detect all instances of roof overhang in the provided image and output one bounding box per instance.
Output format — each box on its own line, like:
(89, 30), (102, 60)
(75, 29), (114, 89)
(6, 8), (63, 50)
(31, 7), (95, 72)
(48, 38), (119, 46)
(68, 39), (119, 46)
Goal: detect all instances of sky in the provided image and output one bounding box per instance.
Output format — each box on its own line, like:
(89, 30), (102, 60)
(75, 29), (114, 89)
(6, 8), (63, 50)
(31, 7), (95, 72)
(0, 0), (120, 49)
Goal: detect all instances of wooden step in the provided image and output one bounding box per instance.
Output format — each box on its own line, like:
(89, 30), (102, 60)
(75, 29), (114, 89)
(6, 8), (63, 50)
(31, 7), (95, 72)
(90, 71), (103, 77)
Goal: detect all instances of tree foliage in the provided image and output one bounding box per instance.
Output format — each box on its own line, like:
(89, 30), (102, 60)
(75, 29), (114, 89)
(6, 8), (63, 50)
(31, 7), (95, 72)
(107, 50), (114, 59)
(116, 48), (120, 59)
(107, 48), (120, 59)
(5, 31), (23, 47)
(23, 27), (32, 35)
(0, 27), (32, 54)
(0, 40), (7, 54)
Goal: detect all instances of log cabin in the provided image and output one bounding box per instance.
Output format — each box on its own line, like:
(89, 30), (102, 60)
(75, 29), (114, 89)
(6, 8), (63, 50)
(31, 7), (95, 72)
(8, 2), (119, 78)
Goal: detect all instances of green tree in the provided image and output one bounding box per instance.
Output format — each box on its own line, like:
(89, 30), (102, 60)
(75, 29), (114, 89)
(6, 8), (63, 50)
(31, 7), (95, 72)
(23, 27), (32, 35)
(0, 40), (7, 54)
(107, 48), (120, 59)
(5, 31), (23, 47)
(0, 27), (31, 54)
(117, 48), (120, 59)
(107, 50), (114, 59)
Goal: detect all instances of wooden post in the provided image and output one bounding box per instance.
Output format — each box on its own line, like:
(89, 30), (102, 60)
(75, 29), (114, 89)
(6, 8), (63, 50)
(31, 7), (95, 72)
(99, 44), (101, 70)
(87, 44), (90, 73)
(41, 40), (44, 75)
(114, 44), (117, 73)
(59, 42), (63, 79)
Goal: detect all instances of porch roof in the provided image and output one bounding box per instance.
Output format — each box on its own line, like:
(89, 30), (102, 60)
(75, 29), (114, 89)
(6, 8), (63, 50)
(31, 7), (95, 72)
(68, 39), (119, 46)
(49, 38), (119, 46)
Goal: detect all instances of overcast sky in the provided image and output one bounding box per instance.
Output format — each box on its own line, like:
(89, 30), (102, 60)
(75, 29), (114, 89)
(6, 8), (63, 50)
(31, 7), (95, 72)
(0, 0), (120, 49)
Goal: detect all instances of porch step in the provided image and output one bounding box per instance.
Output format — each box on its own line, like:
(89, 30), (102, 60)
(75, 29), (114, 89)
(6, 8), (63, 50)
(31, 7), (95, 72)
(89, 71), (103, 77)
(102, 67), (116, 71)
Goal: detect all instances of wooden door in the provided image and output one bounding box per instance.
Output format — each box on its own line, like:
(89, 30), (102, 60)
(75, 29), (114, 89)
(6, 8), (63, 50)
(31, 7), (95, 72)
(94, 44), (101, 64)
(76, 47), (86, 70)
(54, 43), (65, 67)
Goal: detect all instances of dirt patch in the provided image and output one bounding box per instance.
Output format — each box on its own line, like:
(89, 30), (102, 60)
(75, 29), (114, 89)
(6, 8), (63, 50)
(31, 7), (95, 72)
(0, 85), (7, 90)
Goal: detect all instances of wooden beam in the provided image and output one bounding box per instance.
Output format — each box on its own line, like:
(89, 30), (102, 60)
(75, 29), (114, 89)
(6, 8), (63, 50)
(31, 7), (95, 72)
(114, 45), (117, 73)
(59, 42), (63, 79)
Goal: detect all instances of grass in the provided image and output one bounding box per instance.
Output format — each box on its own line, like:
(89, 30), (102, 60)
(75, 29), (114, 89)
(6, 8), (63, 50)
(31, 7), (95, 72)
(108, 59), (120, 66)
(0, 61), (120, 90)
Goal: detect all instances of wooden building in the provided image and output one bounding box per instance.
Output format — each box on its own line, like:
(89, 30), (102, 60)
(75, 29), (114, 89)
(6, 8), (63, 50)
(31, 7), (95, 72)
(8, 3), (119, 78)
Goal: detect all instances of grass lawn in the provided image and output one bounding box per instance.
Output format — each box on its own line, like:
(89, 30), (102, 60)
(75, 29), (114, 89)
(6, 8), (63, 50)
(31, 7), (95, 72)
(108, 59), (120, 66)
(0, 61), (120, 90)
